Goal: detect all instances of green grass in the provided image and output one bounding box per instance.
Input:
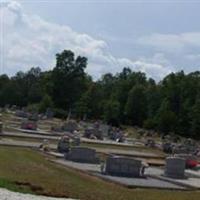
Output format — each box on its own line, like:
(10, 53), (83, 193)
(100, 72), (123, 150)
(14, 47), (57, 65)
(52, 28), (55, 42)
(0, 178), (34, 194)
(0, 146), (199, 200)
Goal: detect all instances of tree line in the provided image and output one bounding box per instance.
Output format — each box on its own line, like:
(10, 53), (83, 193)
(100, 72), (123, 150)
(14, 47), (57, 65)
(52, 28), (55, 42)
(0, 50), (200, 138)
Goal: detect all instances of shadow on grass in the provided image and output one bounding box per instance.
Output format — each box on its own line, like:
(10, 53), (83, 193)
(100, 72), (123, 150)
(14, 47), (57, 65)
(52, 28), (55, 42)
(0, 178), (34, 194)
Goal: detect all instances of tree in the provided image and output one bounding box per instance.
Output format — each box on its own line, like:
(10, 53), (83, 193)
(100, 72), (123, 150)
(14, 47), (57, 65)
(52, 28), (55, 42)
(125, 85), (147, 126)
(52, 50), (87, 110)
(156, 99), (177, 133)
(104, 99), (120, 126)
(39, 94), (54, 113)
(190, 98), (200, 138)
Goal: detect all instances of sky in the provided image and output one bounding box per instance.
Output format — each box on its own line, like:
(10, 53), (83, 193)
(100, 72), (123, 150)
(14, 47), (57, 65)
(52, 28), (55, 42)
(0, 0), (200, 80)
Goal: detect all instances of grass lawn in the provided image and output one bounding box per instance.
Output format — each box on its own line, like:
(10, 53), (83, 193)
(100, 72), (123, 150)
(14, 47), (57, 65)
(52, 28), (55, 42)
(0, 146), (199, 200)
(2, 134), (165, 156)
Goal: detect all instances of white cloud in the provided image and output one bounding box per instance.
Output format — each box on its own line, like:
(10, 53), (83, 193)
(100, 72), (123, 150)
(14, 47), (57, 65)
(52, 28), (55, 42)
(186, 54), (200, 61)
(0, 1), (173, 80)
(138, 32), (200, 53)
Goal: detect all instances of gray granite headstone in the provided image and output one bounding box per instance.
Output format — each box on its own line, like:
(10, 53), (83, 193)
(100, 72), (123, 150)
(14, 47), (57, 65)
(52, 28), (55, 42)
(46, 108), (54, 119)
(57, 137), (70, 153)
(65, 147), (99, 163)
(62, 120), (78, 132)
(99, 124), (110, 137)
(145, 139), (156, 148)
(162, 142), (173, 153)
(84, 127), (103, 140)
(72, 137), (81, 146)
(105, 156), (143, 177)
(165, 157), (185, 179)
(15, 110), (28, 118)
(28, 113), (38, 121)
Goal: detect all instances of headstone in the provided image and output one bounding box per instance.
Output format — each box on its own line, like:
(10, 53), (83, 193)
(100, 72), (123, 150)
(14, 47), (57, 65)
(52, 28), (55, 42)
(84, 127), (103, 140)
(99, 124), (110, 137)
(62, 120), (78, 133)
(46, 108), (54, 119)
(15, 110), (28, 118)
(105, 156), (143, 177)
(40, 139), (50, 152)
(51, 125), (63, 132)
(165, 157), (185, 179)
(0, 122), (3, 134)
(79, 121), (87, 129)
(65, 147), (99, 163)
(28, 113), (38, 121)
(173, 142), (197, 155)
(21, 120), (37, 130)
(145, 139), (155, 148)
(108, 128), (124, 142)
(3, 104), (9, 112)
(10, 105), (17, 111)
(93, 121), (100, 129)
(57, 136), (70, 153)
(172, 154), (198, 169)
(71, 137), (81, 146)
(162, 142), (173, 153)
(173, 145), (188, 154)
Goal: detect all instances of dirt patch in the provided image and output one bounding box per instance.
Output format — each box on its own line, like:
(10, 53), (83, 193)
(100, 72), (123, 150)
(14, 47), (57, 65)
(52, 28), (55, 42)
(14, 181), (69, 198)
(14, 181), (44, 192)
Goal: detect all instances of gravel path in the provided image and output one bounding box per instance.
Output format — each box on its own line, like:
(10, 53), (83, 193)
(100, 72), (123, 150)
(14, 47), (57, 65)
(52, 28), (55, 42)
(0, 188), (76, 200)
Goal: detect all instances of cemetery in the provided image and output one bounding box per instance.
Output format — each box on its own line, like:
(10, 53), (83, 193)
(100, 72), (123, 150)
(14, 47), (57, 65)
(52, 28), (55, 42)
(1, 1), (200, 198)
(0, 108), (200, 200)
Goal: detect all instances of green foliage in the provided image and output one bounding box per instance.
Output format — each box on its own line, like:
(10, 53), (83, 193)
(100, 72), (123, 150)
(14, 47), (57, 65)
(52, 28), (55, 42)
(190, 98), (200, 138)
(53, 108), (68, 119)
(104, 99), (120, 124)
(39, 94), (54, 113)
(0, 49), (199, 138)
(27, 104), (39, 113)
(125, 85), (147, 126)
(155, 99), (177, 133)
(143, 118), (156, 130)
(52, 50), (88, 110)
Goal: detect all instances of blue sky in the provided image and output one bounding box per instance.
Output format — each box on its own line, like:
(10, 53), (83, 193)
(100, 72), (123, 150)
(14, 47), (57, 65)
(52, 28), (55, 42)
(1, 0), (200, 80)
